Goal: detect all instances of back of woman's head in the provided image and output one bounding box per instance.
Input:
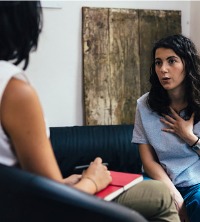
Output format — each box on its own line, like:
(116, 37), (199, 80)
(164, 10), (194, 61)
(0, 1), (43, 69)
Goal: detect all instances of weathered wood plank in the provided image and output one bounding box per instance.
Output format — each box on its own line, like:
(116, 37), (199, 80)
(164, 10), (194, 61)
(82, 7), (111, 125)
(139, 10), (181, 96)
(109, 9), (140, 124)
(82, 7), (181, 125)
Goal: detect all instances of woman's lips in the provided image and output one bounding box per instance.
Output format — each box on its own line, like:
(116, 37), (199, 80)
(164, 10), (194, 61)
(162, 77), (170, 80)
(161, 77), (171, 84)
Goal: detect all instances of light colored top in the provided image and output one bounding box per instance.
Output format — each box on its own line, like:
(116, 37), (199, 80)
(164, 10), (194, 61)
(0, 61), (49, 166)
(132, 92), (200, 187)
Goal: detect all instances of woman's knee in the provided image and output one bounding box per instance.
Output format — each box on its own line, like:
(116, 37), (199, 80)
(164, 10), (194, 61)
(143, 180), (173, 208)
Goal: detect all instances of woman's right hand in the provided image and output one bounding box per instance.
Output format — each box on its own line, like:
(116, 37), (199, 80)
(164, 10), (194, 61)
(173, 192), (189, 222)
(82, 157), (112, 192)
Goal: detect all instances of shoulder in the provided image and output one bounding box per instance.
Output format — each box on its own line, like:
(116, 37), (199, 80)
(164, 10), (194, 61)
(1, 77), (42, 132)
(2, 77), (37, 105)
(136, 92), (154, 116)
(137, 92), (149, 106)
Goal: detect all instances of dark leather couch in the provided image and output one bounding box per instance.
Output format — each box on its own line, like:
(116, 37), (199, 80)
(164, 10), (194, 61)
(0, 124), (147, 222)
(0, 163), (147, 222)
(50, 124), (142, 178)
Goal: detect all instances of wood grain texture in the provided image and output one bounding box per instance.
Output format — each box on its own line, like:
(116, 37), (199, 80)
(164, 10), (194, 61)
(139, 10), (181, 95)
(109, 9), (140, 125)
(82, 7), (181, 125)
(83, 7), (110, 125)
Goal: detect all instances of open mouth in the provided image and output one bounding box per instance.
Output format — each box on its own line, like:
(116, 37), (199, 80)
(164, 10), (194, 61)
(162, 77), (170, 80)
(162, 77), (171, 81)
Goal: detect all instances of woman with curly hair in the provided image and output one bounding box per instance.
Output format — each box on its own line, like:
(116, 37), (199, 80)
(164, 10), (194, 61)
(132, 34), (200, 222)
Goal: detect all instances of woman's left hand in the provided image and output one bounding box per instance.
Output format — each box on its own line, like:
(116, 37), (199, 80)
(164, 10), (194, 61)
(160, 107), (195, 142)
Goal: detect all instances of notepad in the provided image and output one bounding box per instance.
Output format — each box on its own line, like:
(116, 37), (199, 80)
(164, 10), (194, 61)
(96, 171), (143, 201)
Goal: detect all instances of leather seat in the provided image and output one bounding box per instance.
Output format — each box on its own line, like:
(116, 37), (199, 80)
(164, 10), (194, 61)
(0, 164), (147, 222)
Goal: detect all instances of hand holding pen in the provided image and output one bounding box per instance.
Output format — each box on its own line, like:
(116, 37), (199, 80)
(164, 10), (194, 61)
(80, 158), (111, 193)
(74, 162), (109, 171)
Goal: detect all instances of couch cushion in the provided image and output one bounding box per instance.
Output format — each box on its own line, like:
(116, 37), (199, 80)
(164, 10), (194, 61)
(50, 125), (142, 177)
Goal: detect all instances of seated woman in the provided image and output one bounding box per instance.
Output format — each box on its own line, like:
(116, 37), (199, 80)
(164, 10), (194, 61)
(0, 2), (179, 221)
(132, 34), (200, 222)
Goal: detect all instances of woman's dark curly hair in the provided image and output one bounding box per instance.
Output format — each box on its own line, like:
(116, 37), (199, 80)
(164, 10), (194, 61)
(0, 1), (43, 70)
(147, 34), (200, 123)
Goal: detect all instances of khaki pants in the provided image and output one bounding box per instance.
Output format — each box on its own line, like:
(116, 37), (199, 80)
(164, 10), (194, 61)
(114, 180), (180, 222)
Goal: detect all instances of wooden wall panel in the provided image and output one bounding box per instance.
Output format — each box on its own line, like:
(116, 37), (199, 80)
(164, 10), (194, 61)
(139, 10), (181, 95)
(82, 7), (110, 125)
(82, 7), (181, 125)
(109, 9), (140, 124)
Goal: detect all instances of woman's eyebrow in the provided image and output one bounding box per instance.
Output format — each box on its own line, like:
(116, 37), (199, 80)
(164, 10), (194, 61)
(155, 56), (179, 60)
(166, 56), (179, 60)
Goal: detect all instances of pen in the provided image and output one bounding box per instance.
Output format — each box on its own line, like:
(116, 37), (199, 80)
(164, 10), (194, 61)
(74, 162), (109, 170)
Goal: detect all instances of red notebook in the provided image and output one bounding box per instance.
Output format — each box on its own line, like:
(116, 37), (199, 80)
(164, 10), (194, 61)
(96, 171), (143, 201)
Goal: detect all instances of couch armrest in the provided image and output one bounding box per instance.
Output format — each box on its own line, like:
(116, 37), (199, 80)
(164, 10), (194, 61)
(0, 164), (147, 222)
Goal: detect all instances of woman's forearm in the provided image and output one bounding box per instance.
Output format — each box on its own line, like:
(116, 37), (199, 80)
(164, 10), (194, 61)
(143, 161), (180, 197)
(139, 144), (178, 194)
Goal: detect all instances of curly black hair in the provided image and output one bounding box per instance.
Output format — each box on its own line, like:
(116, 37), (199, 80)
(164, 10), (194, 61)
(147, 34), (200, 123)
(0, 1), (43, 70)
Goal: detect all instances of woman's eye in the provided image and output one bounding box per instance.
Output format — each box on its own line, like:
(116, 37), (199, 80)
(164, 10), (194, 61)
(168, 59), (176, 64)
(155, 61), (161, 66)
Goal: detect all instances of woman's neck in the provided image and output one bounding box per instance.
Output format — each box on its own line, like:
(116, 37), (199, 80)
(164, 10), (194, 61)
(168, 88), (187, 113)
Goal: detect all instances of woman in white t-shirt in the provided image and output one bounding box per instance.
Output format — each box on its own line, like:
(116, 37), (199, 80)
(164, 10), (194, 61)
(0, 2), (180, 221)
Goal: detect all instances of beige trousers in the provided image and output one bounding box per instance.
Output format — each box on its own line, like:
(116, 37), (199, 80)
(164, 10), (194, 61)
(114, 180), (180, 222)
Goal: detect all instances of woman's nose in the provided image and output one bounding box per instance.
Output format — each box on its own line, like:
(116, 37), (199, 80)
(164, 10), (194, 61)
(160, 64), (168, 73)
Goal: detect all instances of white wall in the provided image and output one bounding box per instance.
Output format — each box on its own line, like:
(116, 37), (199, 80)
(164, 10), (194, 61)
(190, 1), (200, 51)
(26, 1), (191, 127)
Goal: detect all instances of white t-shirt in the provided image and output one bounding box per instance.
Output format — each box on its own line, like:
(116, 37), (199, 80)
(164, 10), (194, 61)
(0, 61), (49, 166)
